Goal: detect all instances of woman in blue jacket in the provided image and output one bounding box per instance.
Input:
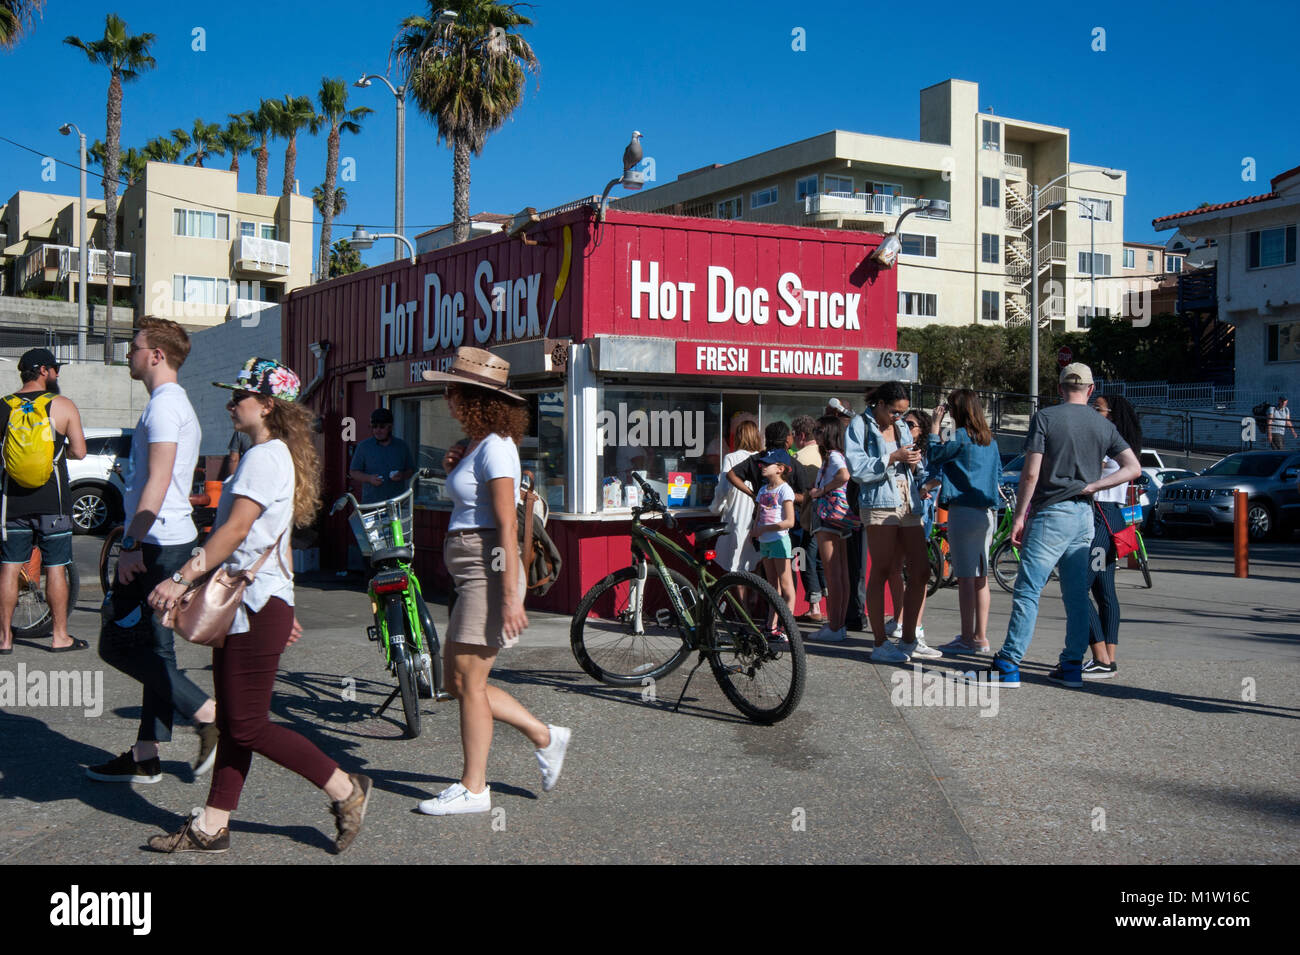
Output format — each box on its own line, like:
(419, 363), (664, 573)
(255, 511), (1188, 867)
(926, 389), (1001, 655)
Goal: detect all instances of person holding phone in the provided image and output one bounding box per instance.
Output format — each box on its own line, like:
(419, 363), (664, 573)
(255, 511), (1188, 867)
(349, 407), (415, 503)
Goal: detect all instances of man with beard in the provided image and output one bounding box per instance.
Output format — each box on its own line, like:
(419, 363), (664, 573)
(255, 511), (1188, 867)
(0, 348), (87, 653)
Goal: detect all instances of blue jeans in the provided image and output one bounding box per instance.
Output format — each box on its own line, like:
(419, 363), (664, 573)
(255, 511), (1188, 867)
(98, 539), (210, 743)
(996, 500), (1094, 667)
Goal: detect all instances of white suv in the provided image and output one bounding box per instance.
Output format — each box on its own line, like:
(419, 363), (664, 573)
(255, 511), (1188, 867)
(65, 427), (132, 534)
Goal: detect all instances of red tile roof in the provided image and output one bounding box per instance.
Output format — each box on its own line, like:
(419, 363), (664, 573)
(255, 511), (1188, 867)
(1270, 163), (1300, 189)
(1152, 192), (1277, 224)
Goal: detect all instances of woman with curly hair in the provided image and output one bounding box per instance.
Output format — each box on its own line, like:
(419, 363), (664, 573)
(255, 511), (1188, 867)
(144, 358), (371, 854)
(416, 347), (570, 816)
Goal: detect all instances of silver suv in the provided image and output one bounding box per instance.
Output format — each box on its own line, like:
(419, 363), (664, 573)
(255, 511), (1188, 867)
(66, 428), (132, 534)
(1153, 451), (1300, 540)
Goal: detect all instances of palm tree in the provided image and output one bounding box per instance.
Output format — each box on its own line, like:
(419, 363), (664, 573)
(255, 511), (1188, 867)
(270, 94), (320, 198)
(142, 133), (184, 163)
(1, 0), (44, 49)
(65, 13), (156, 364)
(183, 118), (225, 168)
(328, 238), (363, 278)
(89, 140), (147, 185)
(393, 1), (538, 243)
(312, 184), (347, 219)
(219, 114), (254, 176)
(245, 100), (276, 195)
(316, 77), (372, 280)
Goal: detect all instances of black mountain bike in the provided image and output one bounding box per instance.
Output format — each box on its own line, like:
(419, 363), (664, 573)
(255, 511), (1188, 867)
(570, 473), (805, 724)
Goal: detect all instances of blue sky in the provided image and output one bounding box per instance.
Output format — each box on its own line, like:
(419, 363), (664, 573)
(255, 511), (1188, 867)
(4, 0), (1298, 267)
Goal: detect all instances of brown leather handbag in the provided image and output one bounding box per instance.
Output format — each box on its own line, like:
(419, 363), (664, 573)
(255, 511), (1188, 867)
(164, 531), (288, 648)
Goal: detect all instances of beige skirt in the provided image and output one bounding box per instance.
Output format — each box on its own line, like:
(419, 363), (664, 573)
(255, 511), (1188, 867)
(444, 529), (525, 649)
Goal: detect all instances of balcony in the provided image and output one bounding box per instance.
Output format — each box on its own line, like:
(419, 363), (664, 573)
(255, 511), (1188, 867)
(233, 235), (291, 277)
(1039, 295), (1066, 321)
(1039, 241), (1066, 263)
(1004, 152), (1025, 170)
(15, 243), (133, 291)
(804, 192), (951, 223)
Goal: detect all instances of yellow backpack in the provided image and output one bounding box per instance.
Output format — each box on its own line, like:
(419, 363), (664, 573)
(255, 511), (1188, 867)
(3, 393), (58, 489)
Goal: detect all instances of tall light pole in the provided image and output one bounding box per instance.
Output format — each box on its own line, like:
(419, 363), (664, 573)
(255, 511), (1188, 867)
(1027, 167), (1121, 412)
(355, 73), (405, 261)
(59, 123), (88, 361)
(348, 225), (416, 265)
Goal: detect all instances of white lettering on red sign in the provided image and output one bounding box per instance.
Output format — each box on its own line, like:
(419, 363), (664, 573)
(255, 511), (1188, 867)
(693, 345), (750, 373)
(676, 342), (854, 380)
(630, 261), (859, 332)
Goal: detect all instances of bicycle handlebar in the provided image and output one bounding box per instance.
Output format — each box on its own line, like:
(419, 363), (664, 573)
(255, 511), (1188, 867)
(330, 469), (436, 516)
(629, 473), (677, 529)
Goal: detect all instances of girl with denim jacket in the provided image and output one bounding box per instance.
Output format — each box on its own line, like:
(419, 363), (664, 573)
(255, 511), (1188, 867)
(844, 382), (933, 663)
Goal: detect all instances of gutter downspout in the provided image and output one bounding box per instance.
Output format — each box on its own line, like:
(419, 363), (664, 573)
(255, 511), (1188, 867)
(300, 340), (331, 402)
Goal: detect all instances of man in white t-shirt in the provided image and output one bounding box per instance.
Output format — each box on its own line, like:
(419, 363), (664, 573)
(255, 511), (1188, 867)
(89, 318), (219, 785)
(1269, 396), (1296, 450)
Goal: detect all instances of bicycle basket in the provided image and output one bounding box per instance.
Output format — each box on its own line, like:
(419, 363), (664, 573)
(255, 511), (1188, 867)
(348, 497), (414, 557)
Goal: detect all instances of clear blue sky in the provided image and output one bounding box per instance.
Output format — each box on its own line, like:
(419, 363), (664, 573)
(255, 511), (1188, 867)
(4, 0), (1298, 267)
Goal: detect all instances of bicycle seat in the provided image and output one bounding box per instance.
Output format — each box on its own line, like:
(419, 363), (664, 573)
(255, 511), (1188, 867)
(370, 545), (415, 564)
(694, 524), (729, 545)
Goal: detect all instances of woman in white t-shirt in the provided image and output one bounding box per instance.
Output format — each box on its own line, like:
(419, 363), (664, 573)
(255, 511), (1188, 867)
(708, 419), (763, 572)
(144, 358), (372, 855)
(416, 347), (570, 816)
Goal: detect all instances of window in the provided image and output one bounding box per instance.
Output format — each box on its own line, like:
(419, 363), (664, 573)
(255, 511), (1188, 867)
(1077, 306), (1110, 329)
(1078, 252), (1112, 276)
(260, 223), (279, 241)
(173, 208), (229, 240)
(981, 290), (999, 322)
(898, 292), (937, 317)
(982, 177), (1000, 208)
(1147, 251), (1155, 271)
(981, 233), (999, 264)
(900, 233), (937, 258)
(795, 175), (818, 201)
(750, 186), (778, 209)
(981, 120), (1001, 151)
(239, 221), (256, 238)
(716, 196), (742, 219)
(1078, 197), (1112, 222)
(824, 174), (853, 195)
(1166, 256), (1183, 273)
(598, 388), (723, 511)
(1123, 248), (1135, 269)
(1248, 225), (1297, 269)
(864, 180), (902, 196)
(1267, 321), (1300, 362)
(171, 274), (230, 306)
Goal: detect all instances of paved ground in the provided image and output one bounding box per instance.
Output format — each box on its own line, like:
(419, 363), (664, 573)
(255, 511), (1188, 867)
(1, 530), (1296, 864)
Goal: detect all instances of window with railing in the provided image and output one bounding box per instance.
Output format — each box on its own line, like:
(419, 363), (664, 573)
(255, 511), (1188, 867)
(824, 174), (852, 195)
(795, 175), (818, 201)
(239, 220), (279, 241)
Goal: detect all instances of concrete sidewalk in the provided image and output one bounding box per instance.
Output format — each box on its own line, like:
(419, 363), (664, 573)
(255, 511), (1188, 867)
(0, 533), (1296, 864)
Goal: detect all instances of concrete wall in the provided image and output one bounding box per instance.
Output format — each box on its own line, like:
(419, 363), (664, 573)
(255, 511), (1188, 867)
(177, 305), (282, 457)
(37, 362), (151, 430)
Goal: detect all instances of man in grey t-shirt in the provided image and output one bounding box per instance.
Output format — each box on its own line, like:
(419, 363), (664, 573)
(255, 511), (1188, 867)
(988, 364), (1140, 687)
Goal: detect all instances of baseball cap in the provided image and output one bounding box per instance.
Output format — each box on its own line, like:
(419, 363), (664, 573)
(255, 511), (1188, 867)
(212, 357), (301, 401)
(370, 407), (394, 425)
(18, 348), (61, 373)
(1059, 362), (1094, 387)
(757, 449), (791, 468)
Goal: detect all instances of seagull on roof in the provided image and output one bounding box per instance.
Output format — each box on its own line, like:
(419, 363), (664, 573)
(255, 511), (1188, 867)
(623, 131), (643, 173)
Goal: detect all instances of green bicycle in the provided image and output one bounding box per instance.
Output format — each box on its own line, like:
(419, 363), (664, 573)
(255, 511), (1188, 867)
(330, 471), (449, 739)
(570, 473), (806, 724)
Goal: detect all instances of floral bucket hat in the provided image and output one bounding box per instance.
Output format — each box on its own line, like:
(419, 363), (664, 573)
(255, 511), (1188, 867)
(213, 357), (301, 402)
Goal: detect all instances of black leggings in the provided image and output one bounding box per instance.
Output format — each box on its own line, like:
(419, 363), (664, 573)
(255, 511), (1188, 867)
(1087, 503), (1122, 646)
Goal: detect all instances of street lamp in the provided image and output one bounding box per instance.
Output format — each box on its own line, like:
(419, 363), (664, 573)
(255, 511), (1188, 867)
(349, 225), (416, 265)
(1044, 198), (1103, 321)
(1027, 168), (1122, 412)
(59, 123), (88, 361)
(354, 73), (406, 262)
(870, 199), (950, 268)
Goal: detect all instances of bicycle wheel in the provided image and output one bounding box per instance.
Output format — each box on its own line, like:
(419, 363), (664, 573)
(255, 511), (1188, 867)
(386, 599), (421, 738)
(413, 591), (441, 699)
(926, 547), (942, 597)
(571, 565), (696, 685)
(99, 525), (124, 594)
(707, 571), (805, 724)
(13, 559), (80, 638)
(1136, 535), (1153, 589)
(991, 539), (1019, 594)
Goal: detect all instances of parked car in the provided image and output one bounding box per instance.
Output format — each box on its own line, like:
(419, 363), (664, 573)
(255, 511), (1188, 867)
(1139, 468), (1196, 533)
(1000, 448), (1165, 508)
(66, 428), (132, 534)
(1152, 451), (1300, 540)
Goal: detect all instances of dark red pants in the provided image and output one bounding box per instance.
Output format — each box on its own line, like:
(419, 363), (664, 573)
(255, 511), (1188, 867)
(207, 597), (339, 811)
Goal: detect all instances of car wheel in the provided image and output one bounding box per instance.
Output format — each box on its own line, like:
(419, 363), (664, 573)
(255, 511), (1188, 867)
(1246, 501), (1276, 541)
(69, 486), (113, 535)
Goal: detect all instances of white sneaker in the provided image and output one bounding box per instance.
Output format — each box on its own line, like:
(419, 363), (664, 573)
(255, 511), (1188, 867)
(884, 618), (899, 637)
(871, 640), (911, 663)
(536, 724), (571, 793)
(417, 782), (491, 815)
(899, 634), (942, 659)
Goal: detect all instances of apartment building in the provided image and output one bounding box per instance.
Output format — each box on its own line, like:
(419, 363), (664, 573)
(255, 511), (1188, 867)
(1154, 163), (1300, 398)
(616, 79), (1127, 332)
(1, 160), (313, 333)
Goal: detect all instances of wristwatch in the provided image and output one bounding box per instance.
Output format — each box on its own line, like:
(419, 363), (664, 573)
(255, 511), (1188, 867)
(171, 571), (194, 587)
(121, 535), (140, 552)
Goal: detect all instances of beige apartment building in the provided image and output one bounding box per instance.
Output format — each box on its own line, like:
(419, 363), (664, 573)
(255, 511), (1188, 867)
(1, 160), (313, 338)
(616, 79), (1127, 332)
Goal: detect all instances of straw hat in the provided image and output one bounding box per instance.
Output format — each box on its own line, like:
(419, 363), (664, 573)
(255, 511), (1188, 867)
(421, 347), (524, 402)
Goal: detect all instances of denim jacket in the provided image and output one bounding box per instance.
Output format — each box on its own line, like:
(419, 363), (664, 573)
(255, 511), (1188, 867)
(845, 410), (922, 511)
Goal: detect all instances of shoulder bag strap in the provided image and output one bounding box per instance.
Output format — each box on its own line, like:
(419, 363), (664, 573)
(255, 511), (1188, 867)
(520, 488), (537, 581)
(244, 529), (289, 579)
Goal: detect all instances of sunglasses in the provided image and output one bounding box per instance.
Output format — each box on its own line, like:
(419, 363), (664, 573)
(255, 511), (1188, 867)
(227, 390), (256, 406)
